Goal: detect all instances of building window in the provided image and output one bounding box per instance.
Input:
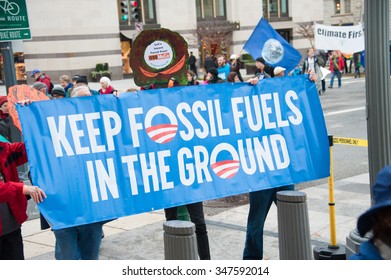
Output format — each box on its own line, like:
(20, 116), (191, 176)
(278, 29), (291, 43)
(263, 0), (289, 19)
(334, 0), (341, 14)
(142, 0), (156, 23)
(196, 0), (226, 20)
(345, 0), (351, 13)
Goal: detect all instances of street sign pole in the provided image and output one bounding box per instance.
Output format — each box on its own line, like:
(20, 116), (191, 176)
(0, 41), (17, 90)
(0, 41), (21, 142)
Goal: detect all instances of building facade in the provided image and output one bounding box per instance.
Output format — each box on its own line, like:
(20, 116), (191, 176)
(0, 0), (388, 84)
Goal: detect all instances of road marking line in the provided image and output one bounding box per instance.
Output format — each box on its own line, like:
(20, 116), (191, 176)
(324, 106), (365, 116)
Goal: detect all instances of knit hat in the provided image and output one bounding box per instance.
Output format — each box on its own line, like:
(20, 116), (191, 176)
(76, 76), (88, 85)
(100, 76), (111, 86)
(207, 67), (218, 77)
(72, 75), (81, 82)
(357, 164), (391, 236)
(51, 86), (66, 97)
(32, 82), (47, 92)
(0, 96), (7, 107)
(255, 57), (266, 64)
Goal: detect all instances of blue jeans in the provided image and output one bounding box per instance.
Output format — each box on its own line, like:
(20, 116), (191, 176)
(243, 185), (294, 260)
(54, 222), (103, 260)
(329, 70), (342, 88)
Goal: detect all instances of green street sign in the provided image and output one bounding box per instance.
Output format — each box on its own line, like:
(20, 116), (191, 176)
(0, 0), (31, 41)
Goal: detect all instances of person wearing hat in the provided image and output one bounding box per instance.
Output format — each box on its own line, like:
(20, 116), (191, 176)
(74, 76), (99, 96)
(247, 57), (272, 85)
(30, 69), (53, 95)
(228, 54), (243, 82)
(167, 77), (180, 88)
(204, 67), (223, 84)
(32, 82), (50, 98)
(255, 57), (275, 78)
(0, 96), (11, 141)
(98, 76), (116, 94)
(349, 165), (391, 260)
(51, 86), (66, 99)
(273, 66), (286, 77)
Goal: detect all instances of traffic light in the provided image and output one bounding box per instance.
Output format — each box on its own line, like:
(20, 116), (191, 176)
(120, 1), (129, 21)
(130, 1), (141, 22)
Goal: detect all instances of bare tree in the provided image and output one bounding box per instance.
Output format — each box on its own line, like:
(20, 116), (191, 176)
(296, 23), (315, 49)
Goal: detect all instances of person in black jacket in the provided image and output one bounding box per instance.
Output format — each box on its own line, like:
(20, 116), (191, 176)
(205, 68), (223, 84)
(0, 96), (11, 142)
(188, 51), (197, 77)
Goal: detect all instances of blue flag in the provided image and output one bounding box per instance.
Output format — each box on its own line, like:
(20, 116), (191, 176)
(243, 17), (302, 74)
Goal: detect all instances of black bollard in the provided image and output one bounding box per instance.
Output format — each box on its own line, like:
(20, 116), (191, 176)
(163, 220), (198, 260)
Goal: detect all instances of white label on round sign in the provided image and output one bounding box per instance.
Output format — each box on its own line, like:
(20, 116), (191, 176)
(144, 40), (173, 69)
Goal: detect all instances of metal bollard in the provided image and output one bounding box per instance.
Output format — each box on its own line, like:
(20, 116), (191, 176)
(277, 190), (312, 260)
(163, 220), (198, 260)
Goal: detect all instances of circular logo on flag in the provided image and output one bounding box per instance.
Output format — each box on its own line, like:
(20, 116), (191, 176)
(262, 38), (284, 64)
(210, 144), (240, 179)
(145, 106), (178, 144)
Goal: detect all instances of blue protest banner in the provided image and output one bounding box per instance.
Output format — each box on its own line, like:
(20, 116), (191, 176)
(243, 17), (302, 73)
(18, 76), (329, 230)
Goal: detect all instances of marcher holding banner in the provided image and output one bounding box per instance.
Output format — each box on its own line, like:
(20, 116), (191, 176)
(52, 86), (106, 260)
(243, 70), (319, 260)
(0, 141), (46, 260)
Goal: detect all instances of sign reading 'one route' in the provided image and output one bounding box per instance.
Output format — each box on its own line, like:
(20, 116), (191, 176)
(0, 0), (31, 41)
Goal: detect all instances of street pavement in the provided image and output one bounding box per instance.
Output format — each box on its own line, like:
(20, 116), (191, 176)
(21, 173), (371, 260)
(1, 75), (372, 260)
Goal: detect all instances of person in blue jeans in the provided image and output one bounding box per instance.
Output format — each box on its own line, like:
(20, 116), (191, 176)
(53, 86), (105, 260)
(243, 185), (294, 260)
(54, 222), (104, 260)
(328, 51), (344, 89)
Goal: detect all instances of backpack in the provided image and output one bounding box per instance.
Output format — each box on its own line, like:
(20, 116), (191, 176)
(48, 82), (54, 94)
(317, 51), (327, 67)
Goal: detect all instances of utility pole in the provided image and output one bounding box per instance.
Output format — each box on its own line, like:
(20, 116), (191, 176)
(346, 0), (390, 258)
(0, 42), (23, 143)
(365, 0), (391, 195)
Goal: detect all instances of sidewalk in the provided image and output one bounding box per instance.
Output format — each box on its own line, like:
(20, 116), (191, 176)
(22, 173), (370, 260)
